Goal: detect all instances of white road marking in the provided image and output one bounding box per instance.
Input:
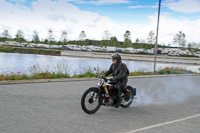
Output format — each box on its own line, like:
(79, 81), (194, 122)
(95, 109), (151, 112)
(124, 114), (200, 133)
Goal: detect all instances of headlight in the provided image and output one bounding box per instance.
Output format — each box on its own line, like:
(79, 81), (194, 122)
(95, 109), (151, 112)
(97, 82), (101, 86)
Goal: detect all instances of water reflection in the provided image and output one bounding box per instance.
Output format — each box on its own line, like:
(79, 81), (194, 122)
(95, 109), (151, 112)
(0, 53), (199, 75)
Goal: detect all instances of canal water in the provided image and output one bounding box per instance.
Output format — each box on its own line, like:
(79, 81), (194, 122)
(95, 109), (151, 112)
(0, 53), (199, 75)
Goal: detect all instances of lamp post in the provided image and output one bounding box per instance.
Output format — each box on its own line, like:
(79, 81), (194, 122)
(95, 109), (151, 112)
(153, 0), (162, 75)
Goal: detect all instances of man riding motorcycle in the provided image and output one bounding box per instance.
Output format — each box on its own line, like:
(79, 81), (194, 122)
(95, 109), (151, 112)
(104, 54), (129, 108)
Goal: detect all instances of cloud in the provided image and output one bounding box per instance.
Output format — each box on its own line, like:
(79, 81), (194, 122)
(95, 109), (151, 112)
(128, 5), (157, 9)
(146, 13), (200, 45)
(128, 0), (200, 14)
(76, 0), (132, 5)
(0, 0), (125, 41)
(9, 0), (25, 2)
(0, 0), (200, 45)
(163, 0), (200, 13)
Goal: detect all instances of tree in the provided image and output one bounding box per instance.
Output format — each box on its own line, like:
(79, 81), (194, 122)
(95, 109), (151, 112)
(187, 42), (198, 49)
(44, 39), (48, 44)
(47, 29), (55, 45)
(197, 43), (200, 49)
(173, 31), (186, 47)
(15, 30), (25, 43)
(1, 30), (11, 41)
(147, 31), (155, 44)
(124, 30), (131, 41)
(123, 40), (132, 48)
(187, 43), (192, 51)
(79, 31), (86, 41)
(60, 31), (68, 45)
(123, 30), (132, 47)
(2, 30), (11, 38)
(135, 38), (139, 43)
(32, 30), (40, 44)
(110, 36), (119, 47)
(103, 29), (111, 40)
(100, 40), (110, 47)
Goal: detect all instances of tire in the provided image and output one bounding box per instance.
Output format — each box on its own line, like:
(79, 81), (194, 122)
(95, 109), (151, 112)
(121, 93), (133, 108)
(121, 100), (133, 108)
(81, 87), (102, 114)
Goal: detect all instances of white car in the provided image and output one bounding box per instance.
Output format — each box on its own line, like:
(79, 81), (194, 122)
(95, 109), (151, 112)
(194, 51), (200, 57)
(168, 51), (180, 56)
(49, 45), (60, 49)
(0, 42), (5, 45)
(21, 43), (29, 47)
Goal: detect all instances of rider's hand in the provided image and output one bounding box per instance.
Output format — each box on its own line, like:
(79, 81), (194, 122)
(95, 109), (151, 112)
(101, 73), (106, 78)
(109, 77), (116, 82)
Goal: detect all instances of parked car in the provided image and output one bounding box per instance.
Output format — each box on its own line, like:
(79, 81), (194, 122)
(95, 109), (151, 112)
(21, 43), (29, 47)
(168, 51), (180, 56)
(27, 43), (37, 47)
(62, 45), (69, 49)
(49, 45), (60, 49)
(124, 47), (134, 53)
(145, 49), (154, 54)
(36, 44), (45, 48)
(106, 47), (116, 52)
(194, 51), (200, 57)
(67, 44), (78, 50)
(43, 44), (50, 49)
(4, 41), (16, 45)
(13, 42), (21, 47)
(0, 42), (5, 45)
(116, 48), (123, 53)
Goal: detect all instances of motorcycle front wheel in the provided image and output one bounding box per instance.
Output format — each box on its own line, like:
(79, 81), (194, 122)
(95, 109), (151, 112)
(81, 87), (102, 114)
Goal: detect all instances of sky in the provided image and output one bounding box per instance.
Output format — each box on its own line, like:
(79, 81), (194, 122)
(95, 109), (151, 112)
(0, 0), (200, 46)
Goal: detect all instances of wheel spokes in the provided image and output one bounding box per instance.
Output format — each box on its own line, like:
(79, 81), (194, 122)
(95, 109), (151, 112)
(85, 91), (99, 111)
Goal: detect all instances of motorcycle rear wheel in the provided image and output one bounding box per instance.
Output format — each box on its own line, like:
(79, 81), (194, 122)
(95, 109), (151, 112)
(121, 93), (133, 108)
(81, 87), (101, 114)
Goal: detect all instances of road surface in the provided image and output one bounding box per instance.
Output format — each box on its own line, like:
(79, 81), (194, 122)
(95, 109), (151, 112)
(1, 75), (200, 133)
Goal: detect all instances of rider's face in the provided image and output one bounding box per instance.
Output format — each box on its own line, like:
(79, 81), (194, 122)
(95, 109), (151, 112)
(113, 59), (117, 64)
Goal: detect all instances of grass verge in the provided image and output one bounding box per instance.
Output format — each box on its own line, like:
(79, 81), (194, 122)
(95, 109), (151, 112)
(0, 46), (60, 56)
(0, 67), (197, 81)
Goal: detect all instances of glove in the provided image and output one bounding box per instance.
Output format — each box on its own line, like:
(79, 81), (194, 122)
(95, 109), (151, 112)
(101, 74), (108, 82)
(101, 73), (106, 78)
(109, 77), (117, 82)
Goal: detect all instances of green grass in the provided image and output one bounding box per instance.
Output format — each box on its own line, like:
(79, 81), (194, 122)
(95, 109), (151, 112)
(0, 67), (197, 81)
(0, 46), (60, 55)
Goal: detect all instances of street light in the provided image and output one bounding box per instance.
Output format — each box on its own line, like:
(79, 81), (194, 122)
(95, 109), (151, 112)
(153, 0), (162, 75)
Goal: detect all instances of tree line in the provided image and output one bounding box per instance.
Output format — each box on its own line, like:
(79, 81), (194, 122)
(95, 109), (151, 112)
(0, 29), (199, 49)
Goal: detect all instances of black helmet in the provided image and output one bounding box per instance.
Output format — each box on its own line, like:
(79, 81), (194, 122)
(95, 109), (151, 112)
(111, 54), (121, 63)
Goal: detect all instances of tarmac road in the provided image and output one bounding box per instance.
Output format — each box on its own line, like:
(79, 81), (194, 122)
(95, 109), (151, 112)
(0, 75), (200, 133)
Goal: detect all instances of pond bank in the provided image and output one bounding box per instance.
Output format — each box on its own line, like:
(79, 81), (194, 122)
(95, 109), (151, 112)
(61, 50), (200, 65)
(0, 46), (60, 56)
(1, 46), (199, 65)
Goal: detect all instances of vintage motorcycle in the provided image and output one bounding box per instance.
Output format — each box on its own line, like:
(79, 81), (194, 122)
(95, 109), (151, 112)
(81, 74), (136, 114)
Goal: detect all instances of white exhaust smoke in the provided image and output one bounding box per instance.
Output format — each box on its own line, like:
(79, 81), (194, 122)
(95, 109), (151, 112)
(133, 76), (200, 105)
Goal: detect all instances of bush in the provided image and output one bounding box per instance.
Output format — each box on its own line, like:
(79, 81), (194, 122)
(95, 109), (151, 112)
(157, 67), (193, 75)
(72, 71), (96, 78)
(0, 46), (60, 55)
(0, 67), (195, 81)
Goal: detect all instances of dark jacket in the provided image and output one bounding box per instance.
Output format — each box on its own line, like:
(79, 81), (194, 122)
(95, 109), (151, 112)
(104, 62), (129, 83)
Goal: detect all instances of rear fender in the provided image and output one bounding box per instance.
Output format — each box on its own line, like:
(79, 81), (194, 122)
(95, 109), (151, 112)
(125, 85), (136, 97)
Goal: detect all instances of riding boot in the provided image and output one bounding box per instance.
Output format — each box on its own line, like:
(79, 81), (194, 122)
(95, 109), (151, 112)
(115, 91), (121, 108)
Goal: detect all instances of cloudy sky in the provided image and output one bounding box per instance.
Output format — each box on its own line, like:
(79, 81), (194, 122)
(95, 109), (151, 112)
(0, 0), (200, 45)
